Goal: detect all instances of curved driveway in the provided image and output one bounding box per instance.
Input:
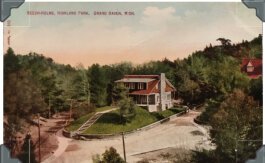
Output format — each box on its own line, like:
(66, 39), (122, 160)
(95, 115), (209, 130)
(44, 110), (212, 163)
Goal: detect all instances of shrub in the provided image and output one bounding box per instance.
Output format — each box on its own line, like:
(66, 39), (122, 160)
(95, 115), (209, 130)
(190, 149), (216, 163)
(72, 102), (95, 120)
(93, 147), (125, 163)
(118, 97), (136, 123)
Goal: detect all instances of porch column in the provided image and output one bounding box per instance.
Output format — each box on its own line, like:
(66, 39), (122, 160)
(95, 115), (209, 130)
(147, 95), (149, 106)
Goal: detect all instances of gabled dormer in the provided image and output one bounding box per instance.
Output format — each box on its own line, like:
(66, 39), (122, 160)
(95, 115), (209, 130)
(241, 58), (262, 79)
(247, 61), (254, 73)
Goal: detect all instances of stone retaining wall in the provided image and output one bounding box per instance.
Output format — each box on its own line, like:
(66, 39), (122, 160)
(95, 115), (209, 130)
(62, 129), (71, 137)
(193, 117), (207, 125)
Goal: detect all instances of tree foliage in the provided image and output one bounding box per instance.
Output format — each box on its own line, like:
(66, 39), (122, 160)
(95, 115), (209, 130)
(4, 35), (262, 162)
(93, 147), (125, 163)
(89, 64), (108, 107)
(4, 68), (47, 142)
(18, 134), (37, 163)
(118, 97), (136, 123)
(210, 89), (262, 163)
(112, 83), (128, 105)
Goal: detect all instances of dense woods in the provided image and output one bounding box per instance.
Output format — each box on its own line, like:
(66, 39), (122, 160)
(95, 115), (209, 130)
(4, 34), (262, 162)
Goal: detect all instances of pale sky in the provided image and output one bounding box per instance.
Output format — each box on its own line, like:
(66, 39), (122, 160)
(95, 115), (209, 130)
(4, 2), (262, 66)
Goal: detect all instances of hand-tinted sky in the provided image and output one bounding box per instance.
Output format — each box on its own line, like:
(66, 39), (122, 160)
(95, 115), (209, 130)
(4, 2), (262, 66)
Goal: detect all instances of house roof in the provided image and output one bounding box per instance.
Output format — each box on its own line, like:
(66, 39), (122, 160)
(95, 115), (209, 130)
(241, 58), (262, 79)
(116, 74), (176, 95)
(166, 82), (175, 92)
(115, 78), (155, 83)
(115, 75), (160, 83)
(124, 75), (159, 79)
(129, 80), (159, 95)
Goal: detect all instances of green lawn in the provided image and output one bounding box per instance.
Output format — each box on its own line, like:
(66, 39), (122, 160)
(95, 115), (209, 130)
(83, 106), (184, 134)
(67, 106), (184, 134)
(66, 112), (95, 131)
(66, 106), (116, 131)
(95, 106), (116, 112)
(83, 107), (157, 134)
(152, 107), (185, 120)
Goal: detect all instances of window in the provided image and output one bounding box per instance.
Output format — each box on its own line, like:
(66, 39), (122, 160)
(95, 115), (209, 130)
(149, 95), (155, 105)
(129, 83), (135, 89)
(142, 95), (147, 103)
(138, 83), (144, 89)
(167, 94), (171, 100)
(247, 62), (254, 72)
(247, 66), (254, 72)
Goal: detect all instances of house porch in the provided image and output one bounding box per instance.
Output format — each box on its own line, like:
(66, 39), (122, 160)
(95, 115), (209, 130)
(129, 94), (156, 105)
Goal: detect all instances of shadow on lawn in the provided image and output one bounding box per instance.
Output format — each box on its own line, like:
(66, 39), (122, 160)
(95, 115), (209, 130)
(151, 112), (164, 120)
(170, 108), (183, 113)
(151, 108), (182, 120)
(96, 112), (122, 125)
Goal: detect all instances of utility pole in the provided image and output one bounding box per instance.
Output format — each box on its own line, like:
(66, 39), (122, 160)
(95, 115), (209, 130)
(10, 136), (15, 158)
(38, 114), (41, 163)
(69, 99), (73, 124)
(27, 132), (31, 163)
(122, 132), (126, 162)
(48, 94), (51, 119)
(66, 99), (74, 125)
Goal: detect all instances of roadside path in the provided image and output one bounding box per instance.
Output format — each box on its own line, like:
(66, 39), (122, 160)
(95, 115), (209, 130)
(42, 107), (118, 163)
(42, 130), (71, 163)
(40, 112), (72, 163)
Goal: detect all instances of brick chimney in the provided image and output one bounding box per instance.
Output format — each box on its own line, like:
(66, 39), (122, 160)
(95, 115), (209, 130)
(159, 73), (166, 111)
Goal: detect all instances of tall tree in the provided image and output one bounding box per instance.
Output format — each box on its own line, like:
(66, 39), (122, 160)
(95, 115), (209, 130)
(4, 49), (47, 142)
(217, 38), (232, 47)
(4, 47), (20, 78)
(4, 69), (47, 119)
(112, 83), (128, 105)
(89, 64), (108, 107)
(210, 89), (262, 163)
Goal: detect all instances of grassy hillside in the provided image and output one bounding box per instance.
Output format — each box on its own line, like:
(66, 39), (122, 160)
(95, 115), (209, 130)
(66, 106), (115, 131)
(83, 107), (183, 134)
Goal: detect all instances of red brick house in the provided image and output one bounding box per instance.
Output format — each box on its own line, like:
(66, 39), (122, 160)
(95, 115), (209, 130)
(115, 73), (176, 112)
(241, 58), (262, 79)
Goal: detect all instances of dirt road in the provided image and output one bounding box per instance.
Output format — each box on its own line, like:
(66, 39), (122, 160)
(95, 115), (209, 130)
(27, 112), (70, 162)
(44, 110), (213, 163)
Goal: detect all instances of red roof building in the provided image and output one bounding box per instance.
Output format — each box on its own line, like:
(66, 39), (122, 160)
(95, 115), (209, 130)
(115, 73), (176, 112)
(241, 58), (262, 79)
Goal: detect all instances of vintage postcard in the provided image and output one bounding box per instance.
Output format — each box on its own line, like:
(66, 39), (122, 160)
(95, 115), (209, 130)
(1, 2), (263, 163)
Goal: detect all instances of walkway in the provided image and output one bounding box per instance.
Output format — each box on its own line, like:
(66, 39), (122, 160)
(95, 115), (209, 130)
(76, 107), (118, 134)
(41, 107), (118, 162)
(75, 113), (104, 134)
